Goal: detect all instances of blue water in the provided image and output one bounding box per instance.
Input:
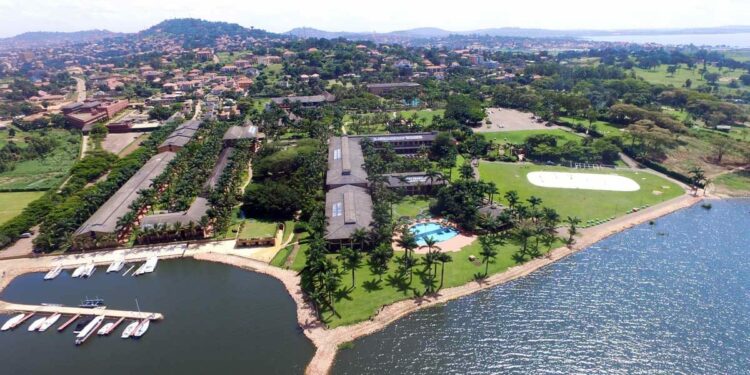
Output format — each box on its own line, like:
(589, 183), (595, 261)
(410, 223), (459, 245)
(334, 200), (750, 374)
(585, 33), (750, 47)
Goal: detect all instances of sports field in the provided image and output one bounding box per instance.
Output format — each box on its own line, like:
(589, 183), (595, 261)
(478, 162), (684, 223)
(0, 191), (44, 225)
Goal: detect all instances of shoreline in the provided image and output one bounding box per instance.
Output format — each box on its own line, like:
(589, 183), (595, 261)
(0, 193), (704, 374)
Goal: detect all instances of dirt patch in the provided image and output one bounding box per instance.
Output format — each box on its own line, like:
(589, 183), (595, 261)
(100, 132), (144, 155)
(478, 107), (563, 132)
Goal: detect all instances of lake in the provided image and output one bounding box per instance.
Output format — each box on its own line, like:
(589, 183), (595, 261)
(585, 33), (750, 48)
(334, 200), (750, 374)
(0, 259), (315, 374)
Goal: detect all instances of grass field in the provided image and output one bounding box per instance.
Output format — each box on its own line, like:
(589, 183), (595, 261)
(392, 195), (431, 218)
(398, 109), (445, 125)
(482, 129), (583, 145)
(631, 64), (745, 93)
(478, 162), (683, 223)
(0, 191), (44, 224)
(289, 235), (561, 328)
(0, 130), (80, 190)
(714, 170), (750, 195)
(558, 116), (624, 138)
(239, 219), (279, 239)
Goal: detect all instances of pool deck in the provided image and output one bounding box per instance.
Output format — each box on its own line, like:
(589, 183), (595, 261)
(393, 219), (477, 253)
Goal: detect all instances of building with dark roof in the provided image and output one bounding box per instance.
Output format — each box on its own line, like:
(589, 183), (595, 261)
(140, 197), (210, 230)
(63, 99), (129, 131)
(326, 135), (368, 189)
(158, 119), (201, 153)
(204, 147), (234, 191)
(366, 82), (421, 95)
(222, 123), (264, 149)
(325, 185), (373, 246)
(384, 172), (447, 194)
(363, 131), (437, 155)
(270, 92), (335, 108)
(73, 152), (176, 248)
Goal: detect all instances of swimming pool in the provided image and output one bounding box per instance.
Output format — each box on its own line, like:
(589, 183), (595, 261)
(410, 222), (459, 245)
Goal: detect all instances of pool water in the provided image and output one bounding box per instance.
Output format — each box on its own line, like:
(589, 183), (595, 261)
(410, 223), (459, 245)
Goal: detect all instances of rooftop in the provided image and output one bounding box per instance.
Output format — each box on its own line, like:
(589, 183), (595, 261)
(325, 185), (373, 241)
(75, 152), (176, 236)
(140, 197), (210, 229)
(326, 136), (368, 188)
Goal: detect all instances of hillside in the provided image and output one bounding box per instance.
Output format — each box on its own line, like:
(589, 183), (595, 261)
(140, 18), (277, 47)
(0, 30), (121, 48)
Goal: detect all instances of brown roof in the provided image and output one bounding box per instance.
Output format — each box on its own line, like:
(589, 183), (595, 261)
(326, 136), (368, 188)
(140, 197), (210, 229)
(325, 185), (373, 241)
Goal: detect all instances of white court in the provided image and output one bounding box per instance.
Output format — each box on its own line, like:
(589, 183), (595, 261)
(527, 171), (641, 192)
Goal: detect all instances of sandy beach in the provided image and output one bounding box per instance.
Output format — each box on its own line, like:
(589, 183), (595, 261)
(0, 193), (702, 375)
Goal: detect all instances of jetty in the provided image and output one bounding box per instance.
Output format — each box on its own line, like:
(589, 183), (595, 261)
(58, 314), (80, 332)
(0, 301), (163, 321)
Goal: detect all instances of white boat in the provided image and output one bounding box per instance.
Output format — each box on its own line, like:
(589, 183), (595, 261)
(38, 313), (61, 332)
(106, 259), (124, 273)
(134, 257), (158, 276)
(44, 266), (63, 280)
(132, 319), (150, 338)
(82, 264), (96, 278)
(27, 317), (47, 332)
(121, 321), (139, 338)
(75, 315), (104, 345)
(71, 265), (86, 278)
(1, 313), (25, 331)
(97, 322), (114, 336)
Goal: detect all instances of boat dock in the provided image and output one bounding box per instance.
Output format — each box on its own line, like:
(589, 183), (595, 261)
(0, 301), (163, 321)
(57, 314), (80, 332)
(104, 317), (126, 335)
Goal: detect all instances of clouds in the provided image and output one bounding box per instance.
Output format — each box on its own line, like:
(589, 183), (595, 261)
(1, 0), (749, 38)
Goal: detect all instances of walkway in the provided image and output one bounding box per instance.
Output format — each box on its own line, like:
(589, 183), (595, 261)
(0, 301), (163, 320)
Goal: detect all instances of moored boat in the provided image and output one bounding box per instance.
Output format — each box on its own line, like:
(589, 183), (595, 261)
(107, 259), (124, 273)
(75, 315), (104, 345)
(27, 317), (47, 332)
(82, 264), (96, 278)
(71, 265), (86, 278)
(97, 322), (114, 336)
(38, 313), (61, 332)
(121, 321), (139, 338)
(79, 297), (105, 308)
(132, 319), (150, 338)
(73, 318), (93, 334)
(1, 313), (25, 331)
(44, 265), (63, 280)
(134, 257), (158, 276)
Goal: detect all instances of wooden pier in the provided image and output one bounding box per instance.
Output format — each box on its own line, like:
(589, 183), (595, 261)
(58, 314), (80, 332)
(0, 301), (163, 321)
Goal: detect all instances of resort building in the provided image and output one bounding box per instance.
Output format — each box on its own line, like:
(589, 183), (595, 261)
(62, 99), (129, 131)
(204, 147), (234, 192)
(326, 135), (368, 189)
(323, 132), (439, 245)
(324, 185), (373, 248)
(139, 197), (210, 237)
(222, 122), (264, 151)
(270, 92), (336, 108)
(72, 151), (176, 249)
(158, 119), (201, 153)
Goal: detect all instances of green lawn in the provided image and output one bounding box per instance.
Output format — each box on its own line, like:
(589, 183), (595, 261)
(558, 116), (624, 138)
(714, 170), (750, 194)
(392, 195), (431, 219)
(270, 243), (294, 267)
(239, 219), (279, 239)
(631, 64), (745, 93)
(0, 130), (80, 190)
(397, 109), (445, 125)
(482, 129), (583, 145)
(478, 162), (683, 223)
(0, 125), (28, 148)
(0, 191), (44, 224)
(311, 237), (560, 328)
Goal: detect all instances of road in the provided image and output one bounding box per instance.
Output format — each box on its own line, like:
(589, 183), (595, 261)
(73, 77), (86, 103)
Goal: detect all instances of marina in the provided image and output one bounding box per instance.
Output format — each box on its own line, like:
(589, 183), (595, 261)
(44, 266), (62, 280)
(0, 259), (314, 374)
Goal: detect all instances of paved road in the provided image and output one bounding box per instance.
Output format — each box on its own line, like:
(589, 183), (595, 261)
(73, 77), (86, 103)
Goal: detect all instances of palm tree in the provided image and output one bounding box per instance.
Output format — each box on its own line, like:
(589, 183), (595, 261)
(478, 235), (498, 277)
(337, 246), (363, 288)
(351, 228), (368, 251)
(565, 216), (581, 246)
(486, 182), (499, 205)
(527, 196), (543, 209)
(504, 190), (520, 210)
(437, 252), (453, 289)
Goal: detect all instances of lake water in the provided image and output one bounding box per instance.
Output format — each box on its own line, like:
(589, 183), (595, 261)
(0, 259), (315, 374)
(334, 200), (750, 374)
(585, 33), (750, 48)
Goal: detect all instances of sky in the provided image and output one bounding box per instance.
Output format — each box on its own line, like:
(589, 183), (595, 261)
(0, 0), (749, 38)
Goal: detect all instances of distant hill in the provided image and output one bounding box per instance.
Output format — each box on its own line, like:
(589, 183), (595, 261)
(140, 18), (277, 47)
(287, 25), (750, 41)
(0, 30), (122, 48)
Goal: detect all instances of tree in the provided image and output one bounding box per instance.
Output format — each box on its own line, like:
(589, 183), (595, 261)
(445, 94), (485, 126)
(711, 136), (733, 164)
(478, 235), (499, 277)
(688, 166), (706, 195)
(565, 216), (581, 246)
(437, 252), (453, 289)
(338, 246), (363, 288)
(369, 243), (393, 281)
(704, 72), (720, 86)
(351, 228), (369, 251)
(459, 161), (474, 180)
(504, 190), (520, 210)
(684, 79), (692, 88)
(666, 65), (678, 76)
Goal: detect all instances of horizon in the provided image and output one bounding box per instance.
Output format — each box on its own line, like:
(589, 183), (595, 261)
(1, 0), (750, 38)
